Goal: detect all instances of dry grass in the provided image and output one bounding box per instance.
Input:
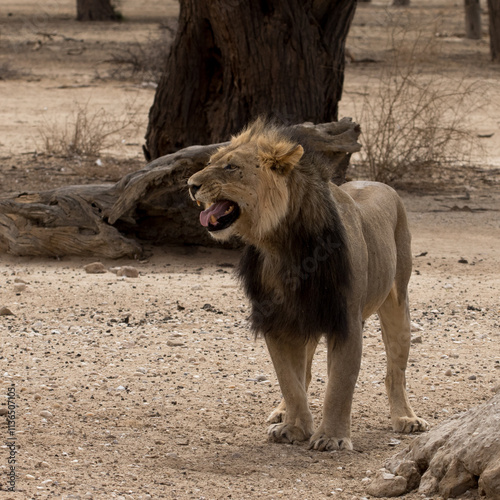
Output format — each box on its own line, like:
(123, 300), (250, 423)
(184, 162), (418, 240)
(38, 102), (141, 158)
(353, 25), (485, 185)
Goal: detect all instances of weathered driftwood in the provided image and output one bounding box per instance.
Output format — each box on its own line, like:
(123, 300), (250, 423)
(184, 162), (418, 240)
(0, 119), (361, 258)
(367, 392), (500, 498)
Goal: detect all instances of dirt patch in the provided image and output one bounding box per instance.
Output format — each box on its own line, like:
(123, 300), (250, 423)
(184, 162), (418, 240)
(1, 1), (500, 499)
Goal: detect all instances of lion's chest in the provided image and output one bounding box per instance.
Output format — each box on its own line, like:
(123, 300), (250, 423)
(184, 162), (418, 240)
(238, 236), (350, 341)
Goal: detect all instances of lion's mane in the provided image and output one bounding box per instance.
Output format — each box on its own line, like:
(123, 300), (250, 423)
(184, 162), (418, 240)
(237, 123), (352, 344)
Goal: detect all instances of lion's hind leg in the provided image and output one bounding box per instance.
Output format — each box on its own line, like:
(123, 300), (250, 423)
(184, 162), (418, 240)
(265, 336), (317, 444)
(378, 285), (430, 433)
(266, 338), (317, 425)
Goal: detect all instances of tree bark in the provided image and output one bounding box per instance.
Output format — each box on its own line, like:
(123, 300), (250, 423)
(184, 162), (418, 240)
(144, 0), (357, 160)
(0, 120), (360, 258)
(381, 392), (500, 498)
(465, 0), (482, 39)
(76, 0), (121, 21)
(488, 0), (500, 60)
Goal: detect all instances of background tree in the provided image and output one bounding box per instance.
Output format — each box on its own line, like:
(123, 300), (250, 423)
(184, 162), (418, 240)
(393, 0), (410, 7)
(464, 0), (482, 39)
(488, 0), (500, 60)
(76, 0), (121, 21)
(144, 0), (357, 160)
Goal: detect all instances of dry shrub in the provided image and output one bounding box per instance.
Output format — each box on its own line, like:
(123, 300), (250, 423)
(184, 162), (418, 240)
(355, 27), (484, 185)
(106, 25), (174, 82)
(39, 102), (140, 158)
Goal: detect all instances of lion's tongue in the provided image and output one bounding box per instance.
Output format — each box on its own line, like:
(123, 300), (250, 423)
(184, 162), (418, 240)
(200, 201), (233, 227)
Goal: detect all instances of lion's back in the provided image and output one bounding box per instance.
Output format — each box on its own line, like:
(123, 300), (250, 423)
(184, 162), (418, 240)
(338, 181), (407, 232)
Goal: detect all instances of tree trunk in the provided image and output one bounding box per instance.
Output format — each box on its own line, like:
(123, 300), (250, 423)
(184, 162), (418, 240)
(76, 0), (121, 21)
(0, 120), (360, 258)
(488, 0), (500, 60)
(465, 0), (482, 39)
(144, 0), (357, 160)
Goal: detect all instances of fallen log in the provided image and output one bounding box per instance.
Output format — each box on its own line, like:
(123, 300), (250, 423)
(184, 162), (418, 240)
(0, 119), (361, 258)
(368, 392), (500, 498)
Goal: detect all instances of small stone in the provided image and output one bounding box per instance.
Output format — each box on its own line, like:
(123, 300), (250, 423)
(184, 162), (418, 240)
(40, 410), (53, 418)
(491, 384), (500, 394)
(34, 393), (42, 401)
(136, 367), (147, 374)
(26, 474), (36, 480)
(41, 479), (53, 485)
(468, 375), (477, 380)
(14, 283), (26, 293)
(116, 386), (126, 391)
(0, 306), (15, 316)
(366, 472), (408, 497)
(116, 266), (139, 278)
(411, 336), (423, 344)
(84, 262), (107, 274)
(410, 322), (423, 332)
(167, 340), (185, 347)
(444, 369), (453, 376)
(0, 407), (8, 416)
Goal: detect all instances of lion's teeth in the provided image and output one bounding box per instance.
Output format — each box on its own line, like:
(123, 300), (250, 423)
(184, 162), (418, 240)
(210, 215), (218, 225)
(224, 205), (234, 215)
(196, 200), (201, 206)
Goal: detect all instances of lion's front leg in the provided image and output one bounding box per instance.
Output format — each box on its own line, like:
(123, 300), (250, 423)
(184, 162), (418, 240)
(265, 336), (314, 444)
(310, 325), (363, 451)
(266, 338), (318, 425)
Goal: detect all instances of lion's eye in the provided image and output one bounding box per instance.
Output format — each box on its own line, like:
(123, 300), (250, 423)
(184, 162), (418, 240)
(224, 164), (237, 171)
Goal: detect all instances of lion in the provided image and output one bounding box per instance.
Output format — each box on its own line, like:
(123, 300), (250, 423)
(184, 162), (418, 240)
(187, 119), (429, 451)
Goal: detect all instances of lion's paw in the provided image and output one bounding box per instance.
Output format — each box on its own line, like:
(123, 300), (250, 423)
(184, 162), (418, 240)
(267, 423), (310, 444)
(308, 433), (353, 452)
(266, 408), (286, 424)
(393, 416), (430, 433)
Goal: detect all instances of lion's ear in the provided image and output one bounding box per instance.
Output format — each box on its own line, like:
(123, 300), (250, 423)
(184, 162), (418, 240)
(258, 141), (304, 175)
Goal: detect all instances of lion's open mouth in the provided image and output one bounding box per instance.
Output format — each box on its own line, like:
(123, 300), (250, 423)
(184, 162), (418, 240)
(199, 200), (240, 231)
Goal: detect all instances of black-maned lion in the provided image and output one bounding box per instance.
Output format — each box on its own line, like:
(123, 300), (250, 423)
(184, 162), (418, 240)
(188, 119), (429, 451)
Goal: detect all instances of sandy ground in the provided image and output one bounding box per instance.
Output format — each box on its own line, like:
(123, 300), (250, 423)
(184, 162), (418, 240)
(1, 1), (500, 499)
